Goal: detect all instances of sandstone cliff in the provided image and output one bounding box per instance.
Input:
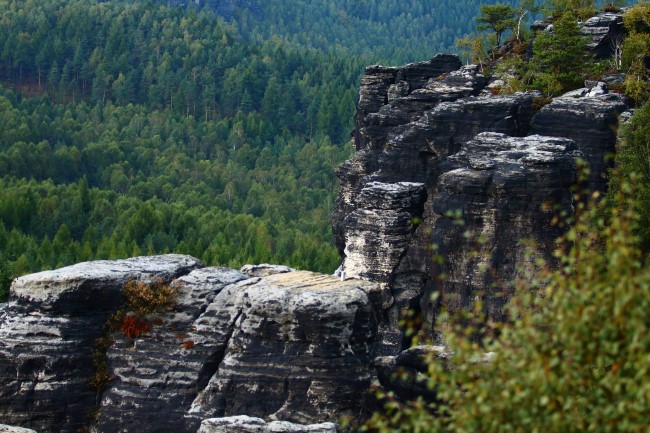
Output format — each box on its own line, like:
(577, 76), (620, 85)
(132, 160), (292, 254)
(0, 14), (633, 430)
(332, 54), (628, 351)
(0, 258), (381, 432)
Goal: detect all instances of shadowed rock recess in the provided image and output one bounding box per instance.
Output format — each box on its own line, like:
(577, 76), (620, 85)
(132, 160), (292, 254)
(0, 51), (629, 431)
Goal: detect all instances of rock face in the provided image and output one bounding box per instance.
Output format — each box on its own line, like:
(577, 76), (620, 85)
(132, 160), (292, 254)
(197, 416), (337, 433)
(333, 54), (627, 350)
(0, 255), (202, 433)
(186, 271), (382, 427)
(580, 11), (626, 60)
(425, 133), (580, 333)
(0, 259), (382, 432)
(530, 86), (627, 192)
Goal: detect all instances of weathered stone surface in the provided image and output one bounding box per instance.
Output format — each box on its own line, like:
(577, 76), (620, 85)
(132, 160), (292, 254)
(187, 271), (383, 426)
(425, 133), (580, 334)
(0, 255), (203, 433)
(198, 416), (338, 433)
(0, 425), (38, 433)
(580, 11), (625, 60)
(530, 85), (627, 192)
(2, 262), (382, 431)
(333, 55), (543, 354)
(240, 264), (294, 278)
(341, 182), (427, 284)
(95, 267), (248, 433)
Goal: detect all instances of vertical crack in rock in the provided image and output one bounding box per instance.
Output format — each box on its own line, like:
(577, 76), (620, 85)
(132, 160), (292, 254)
(95, 267), (249, 433)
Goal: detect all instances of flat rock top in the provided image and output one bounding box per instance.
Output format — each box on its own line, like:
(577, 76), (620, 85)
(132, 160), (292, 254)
(448, 132), (577, 170)
(10, 254), (203, 303)
(261, 270), (380, 296)
(198, 416), (337, 433)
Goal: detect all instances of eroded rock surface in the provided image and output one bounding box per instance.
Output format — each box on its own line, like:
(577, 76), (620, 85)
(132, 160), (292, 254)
(1, 260), (382, 432)
(0, 255), (203, 433)
(197, 416), (337, 433)
(187, 271), (382, 426)
(425, 133), (580, 334)
(530, 85), (627, 192)
(95, 267), (248, 433)
(333, 53), (624, 351)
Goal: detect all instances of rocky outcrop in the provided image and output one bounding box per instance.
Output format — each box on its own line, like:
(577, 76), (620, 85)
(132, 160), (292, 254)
(530, 84), (627, 192)
(532, 10), (626, 60)
(95, 267), (249, 433)
(0, 425), (38, 433)
(333, 52), (626, 352)
(1, 259), (382, 432)
(424, 133), (580, 333)
(0, 255), (202, 433)
(197, 416), (337, 433)
(580, 11), (626, 60)
(186, 271), (382, 427)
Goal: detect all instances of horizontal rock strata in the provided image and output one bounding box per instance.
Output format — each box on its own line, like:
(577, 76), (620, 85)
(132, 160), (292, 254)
(187, 271), (382, 426)
(427, 133), (580, 333)
(333, 53), (625, 352)
(1, 258), (383, 432)
(198, 416), (337, 433)
(0, 255), (202, 433)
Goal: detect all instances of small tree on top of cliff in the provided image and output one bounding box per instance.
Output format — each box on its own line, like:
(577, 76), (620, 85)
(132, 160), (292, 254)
(545, 0), (596, 20)
(531, 13), (592, 95)
(477, 3), (518, 48)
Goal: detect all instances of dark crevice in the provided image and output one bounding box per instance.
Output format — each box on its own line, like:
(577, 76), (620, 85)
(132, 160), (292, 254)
(195, 309), (242, 393)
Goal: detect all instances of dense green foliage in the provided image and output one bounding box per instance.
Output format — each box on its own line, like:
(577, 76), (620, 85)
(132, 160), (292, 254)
(0, 0), (362, 300)
(159, 0), (519, 64)
(365, 121), (650, 433)
(609, 99), (650, 252)
(531, 14), (593, 95)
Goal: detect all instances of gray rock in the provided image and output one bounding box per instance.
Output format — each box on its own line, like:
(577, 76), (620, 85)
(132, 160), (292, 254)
(0, 425), (38, 433)
(94, 267), (248, 433)
(530, 87), (627, 192)
(187, 271), (382, 426)
(0, 255), (203, 433)
(197, 416), (337, 433)
(240, 264), (294, 277)
(579, 11), (625, 60)
(426, 133), (580, 334)
(333, 59), (539, 354)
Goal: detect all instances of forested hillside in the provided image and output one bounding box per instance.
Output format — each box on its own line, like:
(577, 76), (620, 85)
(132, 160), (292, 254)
(0, 0), (364, 300)
(159, 0), (519, 64)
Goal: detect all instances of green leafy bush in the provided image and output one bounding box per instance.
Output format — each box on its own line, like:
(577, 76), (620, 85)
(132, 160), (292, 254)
(365, 103), (650, 432)
(366, 182), (650, 433)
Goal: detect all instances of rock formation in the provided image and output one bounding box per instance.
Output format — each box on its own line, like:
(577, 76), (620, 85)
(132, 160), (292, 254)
(0, 258), (380, 433)
(332, 54), (627, 350)
(0, 16), (634, 429)
(197, 416), (337, 433)
(0, 255), (202, 433)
